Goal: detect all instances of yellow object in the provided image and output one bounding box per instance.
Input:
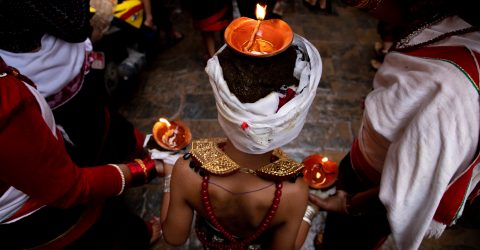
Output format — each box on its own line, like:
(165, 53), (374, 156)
(114, 0), (144, 29)
(190, 138), (303, 179)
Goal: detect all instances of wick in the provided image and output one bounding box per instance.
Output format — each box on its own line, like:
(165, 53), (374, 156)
(245, 20), (261, 52)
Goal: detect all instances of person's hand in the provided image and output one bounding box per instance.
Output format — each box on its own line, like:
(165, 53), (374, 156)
(308, 190), (348, 214)
(143, 16), (156, 30)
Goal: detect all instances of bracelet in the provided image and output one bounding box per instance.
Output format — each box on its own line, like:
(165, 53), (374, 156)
(126, 157), (158, 186)
(135, 158), (149, 180)
(110, 164), (125, 195)
(302, 203), (319, 226)
(163, 174), (172, 193)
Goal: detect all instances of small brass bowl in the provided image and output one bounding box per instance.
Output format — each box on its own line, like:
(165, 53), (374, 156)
(224, 17), (293, 57)
(152, 120), (192, 151)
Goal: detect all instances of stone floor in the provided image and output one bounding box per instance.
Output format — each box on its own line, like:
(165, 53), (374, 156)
(116, 0), (480, 249)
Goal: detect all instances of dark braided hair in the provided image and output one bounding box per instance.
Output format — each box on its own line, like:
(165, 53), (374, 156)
(0, 0), (91, 53)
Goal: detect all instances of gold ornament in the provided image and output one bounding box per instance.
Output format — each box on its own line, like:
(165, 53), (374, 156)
(190, 138), (303, 181)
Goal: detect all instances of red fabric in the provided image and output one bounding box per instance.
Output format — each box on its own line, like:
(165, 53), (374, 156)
(277, 88), (296, 112)
(35, 203), (103, 250)
(132, 127), (146, 158)
(193, 6), (230, 32)
(403, 46), (479, 88)
(434, 154), (480, 224)
(0, 74), (123, 211)
(350, 138), (381, 186)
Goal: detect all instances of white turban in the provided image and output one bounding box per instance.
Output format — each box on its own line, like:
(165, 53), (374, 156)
(206, 34), (322, 154)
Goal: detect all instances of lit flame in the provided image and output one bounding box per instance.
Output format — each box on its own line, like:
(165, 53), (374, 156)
(315, 170), (326, 185)
(255, 4), (267, 20)
(321, 157), (328, 163)
(158, 118), (171, 127)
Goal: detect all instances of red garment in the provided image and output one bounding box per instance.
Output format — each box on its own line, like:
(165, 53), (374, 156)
(0, 72), (122, 213)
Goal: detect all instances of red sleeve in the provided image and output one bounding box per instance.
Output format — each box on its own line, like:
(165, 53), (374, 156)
(0, 75), (122, 208)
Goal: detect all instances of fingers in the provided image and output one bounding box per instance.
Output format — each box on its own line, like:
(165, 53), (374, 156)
(308, 193), (328, 209)
(308, 190), (349, 214)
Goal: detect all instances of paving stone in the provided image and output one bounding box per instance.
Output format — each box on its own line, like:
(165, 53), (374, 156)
(116, 1), (480, 249)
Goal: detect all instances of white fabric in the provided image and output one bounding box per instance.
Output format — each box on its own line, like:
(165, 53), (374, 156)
(0, 187), (29, 223)
(206, 34), (322, 154)
(358, 16), (480, 250)
(149, 149), (182, 165)
(0, 80), (55, 223)
(0, 34), (89, 98)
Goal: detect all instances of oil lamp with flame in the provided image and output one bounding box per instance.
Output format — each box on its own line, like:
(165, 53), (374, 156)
(224, 3), (293, 57)
(302, 154), (338, 190)
(152, 118), (192, 151)
(244, 3), (267, 52)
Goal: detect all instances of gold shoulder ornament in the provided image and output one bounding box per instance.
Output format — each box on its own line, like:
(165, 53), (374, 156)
(189, 138), (304, 182)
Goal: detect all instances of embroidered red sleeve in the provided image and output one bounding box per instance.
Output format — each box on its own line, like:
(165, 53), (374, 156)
(0, 78), (122, 208)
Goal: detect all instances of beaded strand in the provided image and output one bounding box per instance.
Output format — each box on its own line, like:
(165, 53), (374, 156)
(198, 174), (283, 249)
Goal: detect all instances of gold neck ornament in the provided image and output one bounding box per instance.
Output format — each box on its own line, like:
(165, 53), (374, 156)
(189, 138), (303, 181)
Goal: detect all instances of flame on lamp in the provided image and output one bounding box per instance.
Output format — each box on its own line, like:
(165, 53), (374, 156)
(158, 118), (171, 127)
(255, 4), (267, 20)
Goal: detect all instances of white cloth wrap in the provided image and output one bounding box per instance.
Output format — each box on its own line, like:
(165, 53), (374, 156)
(0, 34), (89, 99)
(359, 16), (480, 250)
(206, 34), (322, 154)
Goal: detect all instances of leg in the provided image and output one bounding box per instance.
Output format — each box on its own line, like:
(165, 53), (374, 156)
(202, 31), (216, 58)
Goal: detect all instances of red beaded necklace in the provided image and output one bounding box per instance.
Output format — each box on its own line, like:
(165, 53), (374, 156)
(197, 174), (283, 249)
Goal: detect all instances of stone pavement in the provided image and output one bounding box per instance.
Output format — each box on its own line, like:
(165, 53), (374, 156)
(117, 1), (480, 249)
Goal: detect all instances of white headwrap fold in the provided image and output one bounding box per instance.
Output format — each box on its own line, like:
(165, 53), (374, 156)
(206, 34), (322, 154)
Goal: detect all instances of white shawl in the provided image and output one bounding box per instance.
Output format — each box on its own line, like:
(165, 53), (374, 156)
(360, 16), (480, 249)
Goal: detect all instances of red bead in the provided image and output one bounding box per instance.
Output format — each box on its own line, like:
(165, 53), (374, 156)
(273, 197), (280, 204)
(276, 182), (283, 188)
(241, 122), (249, 130)
(275, 190), (282, 196)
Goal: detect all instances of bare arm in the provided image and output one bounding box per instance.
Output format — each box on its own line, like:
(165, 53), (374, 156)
(269, 181), (309, 250)
(160, 159), (195, 246)
(295, 221), (311, 250)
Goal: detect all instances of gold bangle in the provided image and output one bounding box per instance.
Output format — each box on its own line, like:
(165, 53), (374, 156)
(135, 159), (148, 182)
